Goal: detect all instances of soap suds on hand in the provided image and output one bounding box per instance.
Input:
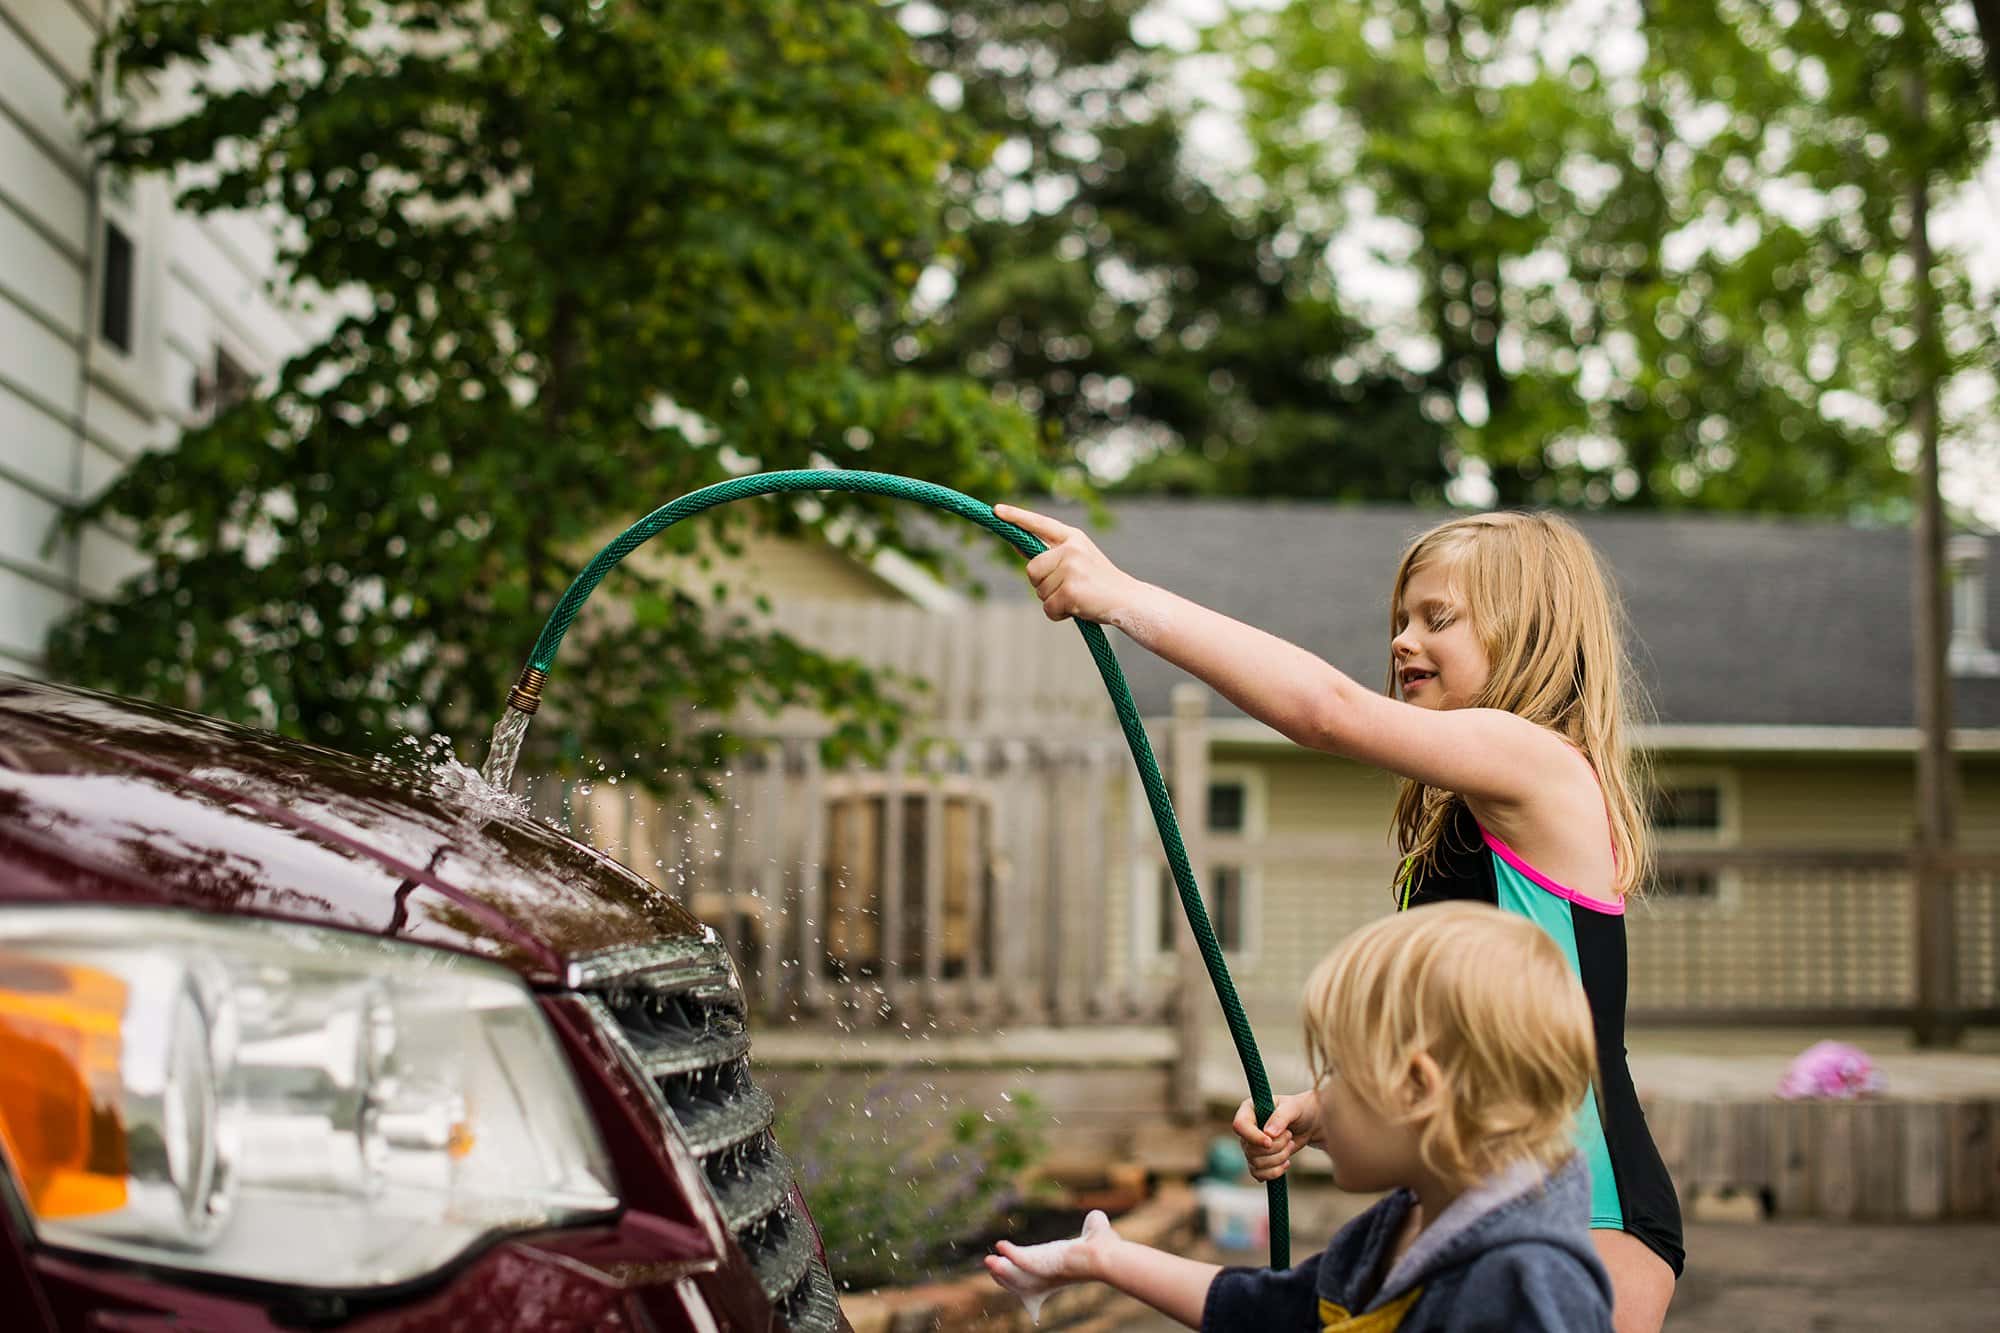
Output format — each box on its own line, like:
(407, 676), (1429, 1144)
(985, 1209), (1114, 1325)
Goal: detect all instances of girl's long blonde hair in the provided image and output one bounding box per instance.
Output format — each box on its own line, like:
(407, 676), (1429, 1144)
(1387, 511), (1653, 899)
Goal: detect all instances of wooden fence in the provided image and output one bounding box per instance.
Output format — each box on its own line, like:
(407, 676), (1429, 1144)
(1150, 685), (2000, 1036)
(1629, 848), (2000, 1027)
(544, 606), (2000, 1042)
(552, 601), (1168, 1030)
(560, 780), (2000, 1037)
(562, 733), (1164, 1029)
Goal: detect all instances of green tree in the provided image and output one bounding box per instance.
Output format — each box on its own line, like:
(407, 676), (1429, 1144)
(52, 0), (1058, 777)
(1218, 0), (1998, 512)
(899, 1), (1449, 499)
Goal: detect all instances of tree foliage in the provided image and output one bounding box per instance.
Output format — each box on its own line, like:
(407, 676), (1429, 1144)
(901, 1), (1451, 500)
(1218, 0), (1998, 512)
(53, 0), (1059, 776)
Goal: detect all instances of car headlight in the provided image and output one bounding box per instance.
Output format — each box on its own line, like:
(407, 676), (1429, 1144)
(0, 909), (618, 1289)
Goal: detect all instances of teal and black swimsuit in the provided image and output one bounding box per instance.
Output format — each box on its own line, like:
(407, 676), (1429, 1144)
(1399, 803), (1685, 1278)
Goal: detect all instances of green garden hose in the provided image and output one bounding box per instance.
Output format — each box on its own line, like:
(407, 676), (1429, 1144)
(496, 468), (1290, 1268)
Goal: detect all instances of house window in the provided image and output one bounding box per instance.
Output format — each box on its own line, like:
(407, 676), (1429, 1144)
(1654, 867), (1720, 900)
(1207, 780), (1246, 834)
(1652, 784), (1721, 834)
(90, 172), (168, 408)
(1649, 779), (1725, 900)
(1158, 863), (1243, 952)
(824, 788), (991, 979)
(1156, 777), (1251, 953)
(193, 346), (254, 420)
(100, 222), (135, 353)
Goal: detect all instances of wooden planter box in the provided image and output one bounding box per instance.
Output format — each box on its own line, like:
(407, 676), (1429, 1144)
(1647, 1095), (2000, 1220)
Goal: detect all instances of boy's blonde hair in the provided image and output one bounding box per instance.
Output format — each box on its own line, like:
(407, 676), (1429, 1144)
(1386, 510), (1653, 898)
(1302, 903), (1596, 1192)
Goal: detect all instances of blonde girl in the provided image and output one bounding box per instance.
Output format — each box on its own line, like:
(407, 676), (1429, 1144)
(994, 504), (1681, 1333)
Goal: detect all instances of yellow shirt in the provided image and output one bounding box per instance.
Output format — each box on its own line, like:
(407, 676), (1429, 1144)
(1317, 1287), (1424, 1331)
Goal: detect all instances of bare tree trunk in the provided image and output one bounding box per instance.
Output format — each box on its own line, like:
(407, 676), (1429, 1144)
(1971, 0), (2000, 107)
(1905, 60), (1960, 1048)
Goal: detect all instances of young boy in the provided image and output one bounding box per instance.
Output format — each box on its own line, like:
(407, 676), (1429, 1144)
(984, 903), (1615, 1331)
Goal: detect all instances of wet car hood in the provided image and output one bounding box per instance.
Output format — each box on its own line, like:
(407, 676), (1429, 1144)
(0, 675), (705, 985)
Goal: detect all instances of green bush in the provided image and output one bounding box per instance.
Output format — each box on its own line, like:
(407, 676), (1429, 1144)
(777, 1076), (1049, 1290)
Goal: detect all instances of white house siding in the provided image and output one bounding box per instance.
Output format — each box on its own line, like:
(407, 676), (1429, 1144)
(0, 0), (308, 672)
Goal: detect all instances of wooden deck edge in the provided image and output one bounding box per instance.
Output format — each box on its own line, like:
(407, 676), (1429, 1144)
(752, 1025), (1180, 1070)
(1643, 1092), (2000, 1221)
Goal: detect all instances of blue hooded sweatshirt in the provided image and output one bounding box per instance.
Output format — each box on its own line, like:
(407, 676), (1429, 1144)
(1201, 1154), (1613, 1332)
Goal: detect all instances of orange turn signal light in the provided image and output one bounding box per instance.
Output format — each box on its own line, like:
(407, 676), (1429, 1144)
(0, 952), (128, 1219)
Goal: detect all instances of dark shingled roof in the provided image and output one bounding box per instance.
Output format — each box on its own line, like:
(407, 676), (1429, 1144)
(952, 500), (2000, 732)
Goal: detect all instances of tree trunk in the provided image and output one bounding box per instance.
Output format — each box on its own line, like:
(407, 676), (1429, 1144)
(1905, 60), (1960, 1048)
(1971, 0), (2000, 107)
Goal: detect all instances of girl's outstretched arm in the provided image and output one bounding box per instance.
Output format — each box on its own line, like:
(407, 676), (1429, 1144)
(984, 1209), (1219, 1329)
(995, 503), (1576, 809)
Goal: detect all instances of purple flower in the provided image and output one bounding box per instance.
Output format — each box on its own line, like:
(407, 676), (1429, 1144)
(1776, 1040), (1885, 1100)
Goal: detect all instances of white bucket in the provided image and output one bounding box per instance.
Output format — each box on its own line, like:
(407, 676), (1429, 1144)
(1194, 1180), (1270, 1251)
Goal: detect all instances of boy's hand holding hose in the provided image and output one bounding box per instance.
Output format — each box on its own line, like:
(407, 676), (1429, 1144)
(1232, 1090), (1323, 1180)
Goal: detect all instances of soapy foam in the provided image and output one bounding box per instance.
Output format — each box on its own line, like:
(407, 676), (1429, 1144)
(985, 1209), (1115, 1325)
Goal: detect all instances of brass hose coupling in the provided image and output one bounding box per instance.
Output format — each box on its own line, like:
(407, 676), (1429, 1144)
(505, 665), (548, 716)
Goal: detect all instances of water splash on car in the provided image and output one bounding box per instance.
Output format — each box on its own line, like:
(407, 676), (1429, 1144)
(426, 748), (532, 824)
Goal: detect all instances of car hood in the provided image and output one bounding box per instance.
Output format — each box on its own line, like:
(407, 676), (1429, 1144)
(0, 675), (706, 985)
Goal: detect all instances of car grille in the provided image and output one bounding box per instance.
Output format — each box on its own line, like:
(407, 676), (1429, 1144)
(573, 939), (841, 1333)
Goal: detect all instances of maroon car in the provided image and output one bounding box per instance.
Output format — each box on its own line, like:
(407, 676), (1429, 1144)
(0, 674), (844, 1331)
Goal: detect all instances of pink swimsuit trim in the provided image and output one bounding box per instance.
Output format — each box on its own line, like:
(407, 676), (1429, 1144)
(1477, 826), (1626, 916)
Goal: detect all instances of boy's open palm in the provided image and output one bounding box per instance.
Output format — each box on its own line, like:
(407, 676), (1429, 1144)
(1232, 1090), (1321, 1180)
(985, 1209), (1122, 1321)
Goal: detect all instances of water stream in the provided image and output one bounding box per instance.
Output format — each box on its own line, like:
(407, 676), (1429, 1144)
(481, 706), (532, 790)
